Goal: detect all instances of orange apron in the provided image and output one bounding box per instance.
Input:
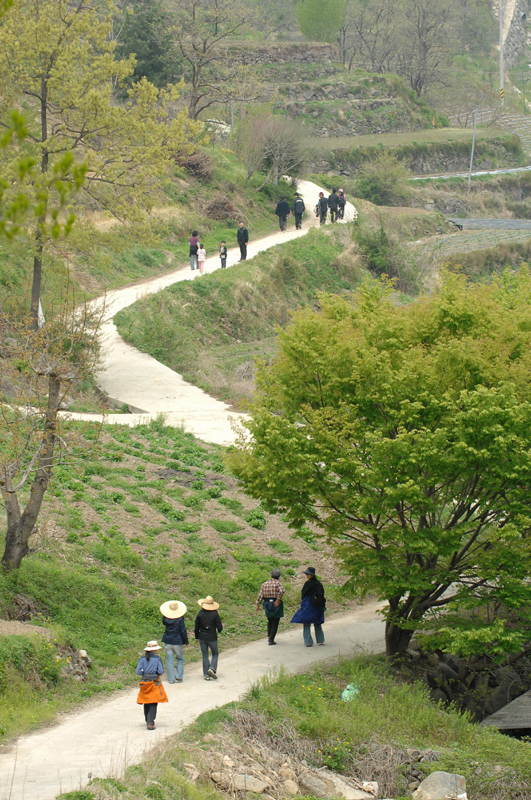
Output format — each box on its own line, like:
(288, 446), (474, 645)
(136, 678), (168, 704)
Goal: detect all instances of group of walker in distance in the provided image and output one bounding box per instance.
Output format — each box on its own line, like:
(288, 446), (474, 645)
(135, 566), (326, 730)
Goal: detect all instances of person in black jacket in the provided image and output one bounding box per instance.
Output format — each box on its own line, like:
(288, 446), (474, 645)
(328, 189), (340, 223)
(290, 567), (326, 646)
(237, 221), (249, 261)
(317, 192), (328, 226)
(160, 600), (188, 683)
(275, 196), (291, 231)
(194, 595), (223, 680)
(291, 193), (305, 230)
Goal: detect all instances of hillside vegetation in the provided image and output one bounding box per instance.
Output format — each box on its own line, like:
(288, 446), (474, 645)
(66, 656), (531, 800)
(115, 207), (450, 404)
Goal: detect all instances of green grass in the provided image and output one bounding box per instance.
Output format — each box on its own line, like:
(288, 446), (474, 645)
(70, 656), (531, 800)
(308, 126), (501, 152)
(115, 225), (362, 405)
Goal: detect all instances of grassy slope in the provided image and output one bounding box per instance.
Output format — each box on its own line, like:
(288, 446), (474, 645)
(0, 146), (297, 317)
(0, 418), (351, 742)
(72, 656), (531, 800)
(308, 126), (501, 151)
(115, 208), (449, 406)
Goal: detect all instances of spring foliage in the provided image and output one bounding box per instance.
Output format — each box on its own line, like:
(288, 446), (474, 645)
(230, 271), (531, 657)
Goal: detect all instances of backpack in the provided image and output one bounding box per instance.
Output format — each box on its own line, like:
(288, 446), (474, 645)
(338, 194), (346, 207)
(294, 198), (305, 214)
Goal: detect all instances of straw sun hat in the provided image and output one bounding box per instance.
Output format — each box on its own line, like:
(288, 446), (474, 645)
(197, 595), (219, 610)
(159, 600), (187, 619)
(144, 640), (161, 651)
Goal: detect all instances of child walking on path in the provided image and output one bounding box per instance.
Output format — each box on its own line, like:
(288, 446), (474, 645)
(197, 244), (206, 273)
(219, 241), (227, 268)
(135, 640), (168, 730)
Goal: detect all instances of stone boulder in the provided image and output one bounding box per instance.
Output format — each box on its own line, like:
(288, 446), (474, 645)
(413, 771), (467, 800)
(233, 774), (269, 793)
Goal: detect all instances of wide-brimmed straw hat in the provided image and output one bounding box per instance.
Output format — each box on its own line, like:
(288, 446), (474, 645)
(144, 640), (161, 651)
(160, 600), (187, 619)
(197, 595), (220, 610)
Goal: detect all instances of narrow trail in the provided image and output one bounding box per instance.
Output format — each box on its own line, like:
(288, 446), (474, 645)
(0, 603), (384, 800)
(63, 180), (356, 446)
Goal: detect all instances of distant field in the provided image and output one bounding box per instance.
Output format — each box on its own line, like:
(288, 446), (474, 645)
(307, 126), (502, 151)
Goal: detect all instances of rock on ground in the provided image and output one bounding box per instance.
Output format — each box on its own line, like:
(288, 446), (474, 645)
(412, 771), (467, 800)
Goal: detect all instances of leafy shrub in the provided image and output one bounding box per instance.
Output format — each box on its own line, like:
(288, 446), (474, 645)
(209, 519), (243, 534)
(0, 635), (60, 689)
(244, 507), (267, 530)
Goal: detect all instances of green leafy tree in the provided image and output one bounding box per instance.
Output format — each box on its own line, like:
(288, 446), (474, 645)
(115, 0), (178, 89)
(230, 271), (531, 658)
(296, 0), (348, 43)
(0, 0), (199, 329)
(354, 152), (410, 206)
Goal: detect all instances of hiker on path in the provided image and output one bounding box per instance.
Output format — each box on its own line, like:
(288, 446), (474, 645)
(290, 567), (326, 647)
(219, 240), (228, 268)
(189, 230), (200, 270)
(338, 189), (346, 220)
(198, 243), (206, 273)
(291, 193), (305, 230)
(317, 192), (328, 226)
(255, 568), (285, 646)
(237, 221), (249, 261)
(328, 189), (340, 223)
(160, 600), (188, 684)
(194, 596), (223, 680)
(135, 640), (168, 730)
(275, 196), (291, 231)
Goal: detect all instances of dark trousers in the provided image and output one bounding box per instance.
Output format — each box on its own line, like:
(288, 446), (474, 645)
(221, 257), (227, 268)
(200, 639), (219, 675)
(294, 212), (303, 229)
(278, 215), (288, 231)
(239, 242), (247, 260)
(144, 703), (157, 725)
(267, 617), (280, 643)
(330, 209), (338, 223)
(319, 211), (327, 225)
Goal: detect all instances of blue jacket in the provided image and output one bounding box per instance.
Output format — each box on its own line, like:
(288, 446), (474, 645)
(291, 595), (325, 625)
(136, 654), (164, 676)
(162, 616), (189, 645)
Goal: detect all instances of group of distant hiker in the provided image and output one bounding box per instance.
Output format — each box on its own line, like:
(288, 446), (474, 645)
(187, 188), (347, 275)
(135, 567), (326, 730)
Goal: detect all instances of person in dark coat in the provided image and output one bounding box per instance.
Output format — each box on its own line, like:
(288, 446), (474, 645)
(255, 568), (285, 645)
(317, 192), (328, 226)
(194, 595), (223, 679)
(328, 189), (340, 223)
(291, 193), (305, 230)
(275, 196), (291, 231)
(160, 600), (188, 683)
(136, 640), (168, 730)
(290, 567), (326, 647)
(237, 221), (249, 261)
(338, 189), (346, 220)
(189, 230), (200, 270)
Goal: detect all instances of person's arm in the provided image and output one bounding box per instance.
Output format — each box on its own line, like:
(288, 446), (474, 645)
(180, 618), (189, 646)
(274, 581), (285, 606)
(194, 612), (201, 639)
(156, 656), (164, 675)
(136, 658), (145, 676)
(216, 612), (223, 633)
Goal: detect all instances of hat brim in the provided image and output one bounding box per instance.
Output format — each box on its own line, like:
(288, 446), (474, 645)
(303, 570), (315, 575)
(160, 600), (187, 619)
(145, 645), (161, 651)
(197, 598), (220, 610)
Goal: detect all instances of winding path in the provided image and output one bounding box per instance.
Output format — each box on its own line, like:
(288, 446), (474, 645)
(65, 181), (356, 445)
(0, 603), (384, 800)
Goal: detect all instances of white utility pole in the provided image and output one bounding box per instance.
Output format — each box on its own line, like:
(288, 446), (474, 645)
(467, 110), (477, 194)
(500, 0), (504, 108)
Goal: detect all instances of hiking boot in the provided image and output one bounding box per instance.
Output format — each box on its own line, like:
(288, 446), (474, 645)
(207, 668), (217, 679)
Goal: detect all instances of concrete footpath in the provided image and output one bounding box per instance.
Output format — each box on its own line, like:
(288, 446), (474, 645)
(0, 603), (383, 800)
(63, 181), (357, 446)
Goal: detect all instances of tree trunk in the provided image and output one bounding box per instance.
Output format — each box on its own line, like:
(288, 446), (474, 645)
(385, 618), (415, 658)
(1, 375), (60, 572)
(30, 228), (45, 331)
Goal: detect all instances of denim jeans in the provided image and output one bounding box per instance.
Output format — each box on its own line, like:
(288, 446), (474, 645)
(199, 639), (219, 675)
(303, 623), (324, 646)
(164, 643), (184, 682)
(190, 254), (198, 269)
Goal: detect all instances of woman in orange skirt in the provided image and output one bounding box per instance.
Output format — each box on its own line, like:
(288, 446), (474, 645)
(136, 640), (168, 730)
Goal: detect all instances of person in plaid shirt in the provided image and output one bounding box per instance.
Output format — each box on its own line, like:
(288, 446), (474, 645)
(255, 569), (285, 645)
